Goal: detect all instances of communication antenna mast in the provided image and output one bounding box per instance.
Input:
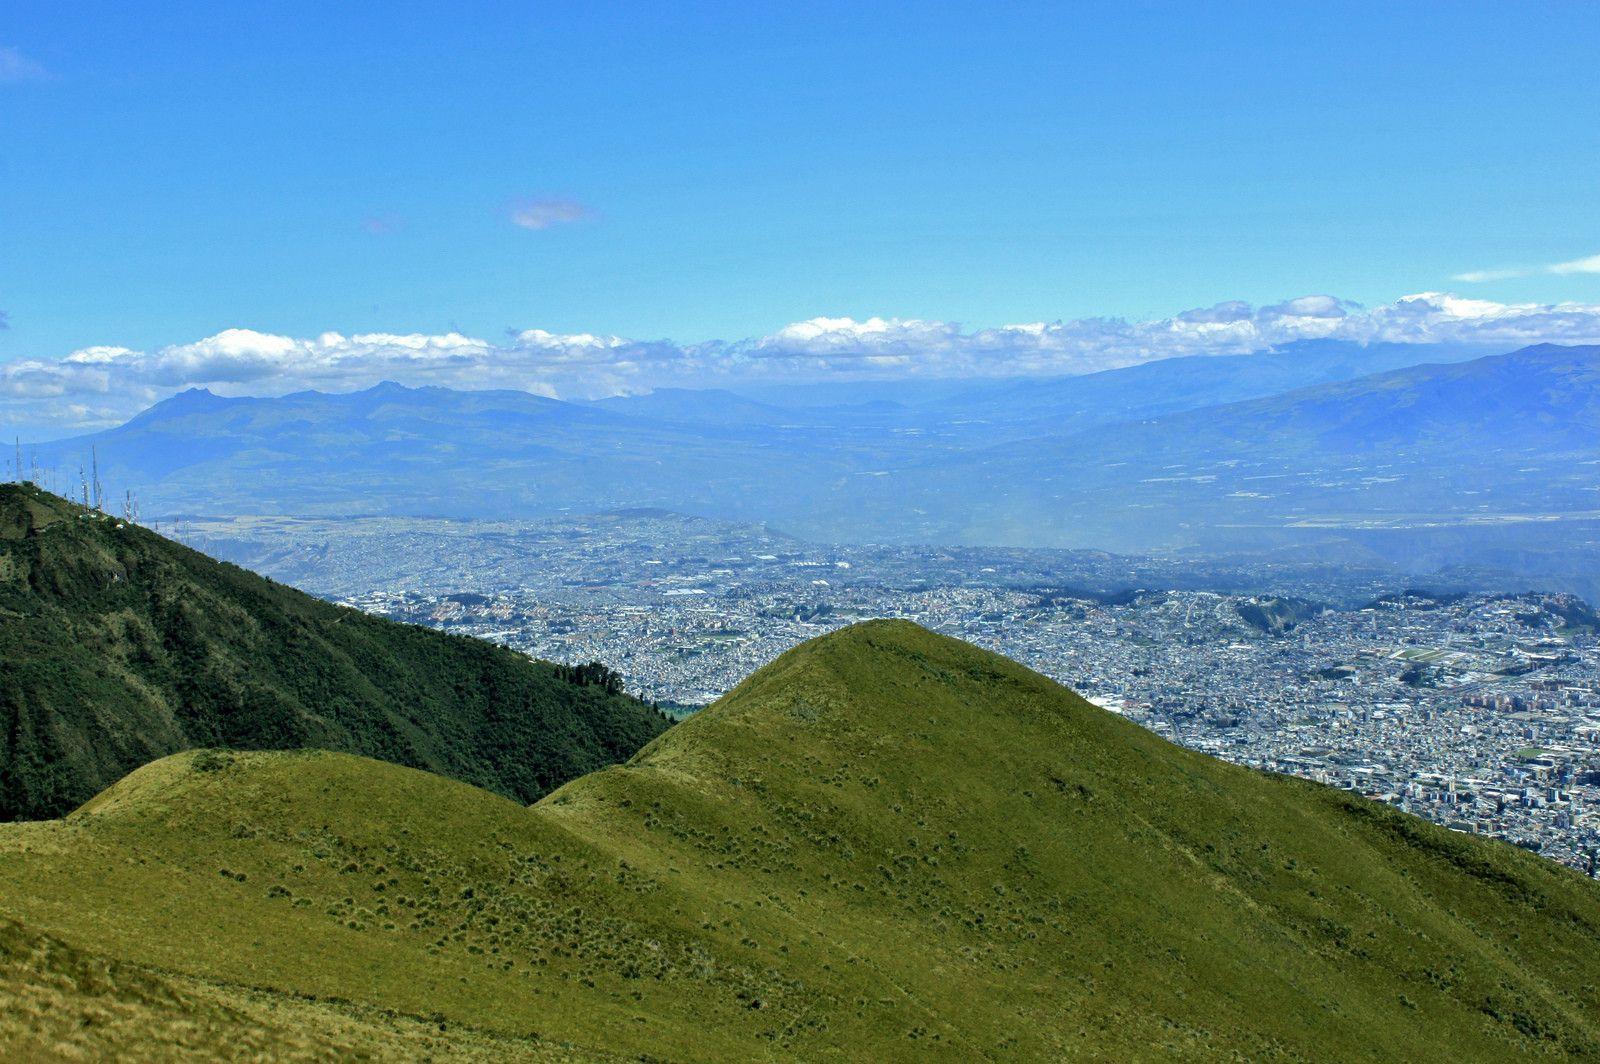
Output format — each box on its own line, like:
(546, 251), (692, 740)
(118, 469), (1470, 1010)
(91, 445), (103, 511)
(12, 437), (19, 484)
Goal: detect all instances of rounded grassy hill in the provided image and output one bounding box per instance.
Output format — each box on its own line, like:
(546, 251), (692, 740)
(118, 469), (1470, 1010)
(2, 619), (1598, 1059)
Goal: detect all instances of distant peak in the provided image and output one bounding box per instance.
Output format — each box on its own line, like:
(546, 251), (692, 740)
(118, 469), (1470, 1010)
(110, 385), (244, 430)
(157, 386), (225, 408)
(1511, 341), (1597, 357)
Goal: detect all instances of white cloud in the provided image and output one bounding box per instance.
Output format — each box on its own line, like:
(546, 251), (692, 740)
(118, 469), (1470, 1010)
(756, 317), (964, 358)
(1452, 268), (1527, 283)
(0, 45), (46, 83)
(508, 197), (593, 230)
(6, 292), (1600, 436)
(1551, 254), (1600, 276)
(1454, 252), (1600, 282)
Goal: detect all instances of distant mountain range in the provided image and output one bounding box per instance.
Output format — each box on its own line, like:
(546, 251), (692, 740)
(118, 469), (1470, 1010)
(862, 342), (1600, 546)
(0, 484), (669, 820)
(606, 338), (1501, 440)
(15, 340), (1600, 596)
(4, 617), (1599, 1058)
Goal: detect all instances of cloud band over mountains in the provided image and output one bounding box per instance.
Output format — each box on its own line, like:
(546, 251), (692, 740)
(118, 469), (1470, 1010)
(6, 291), (1600, 435)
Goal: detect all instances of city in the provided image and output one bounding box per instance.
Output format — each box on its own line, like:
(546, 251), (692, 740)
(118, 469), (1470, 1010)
(199, 509), (1600, 874)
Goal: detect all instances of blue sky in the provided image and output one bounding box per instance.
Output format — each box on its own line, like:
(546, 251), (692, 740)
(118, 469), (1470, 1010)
(1, 1), (1599, 433)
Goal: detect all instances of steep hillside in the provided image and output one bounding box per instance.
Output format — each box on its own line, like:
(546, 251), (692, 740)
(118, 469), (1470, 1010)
(2, 621), (1597, 1060)
(0, 484), (669, 820)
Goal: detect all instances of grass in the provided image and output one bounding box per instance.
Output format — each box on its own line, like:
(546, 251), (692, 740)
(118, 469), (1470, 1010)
(0, 916), (611, 1061)
(3, 619), (1600, 1060)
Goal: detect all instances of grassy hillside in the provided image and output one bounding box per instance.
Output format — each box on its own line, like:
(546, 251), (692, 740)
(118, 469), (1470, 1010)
(0, 483), (669, 820)
(0, 916), (600, 1062)
(3, 620), (1599, 1060)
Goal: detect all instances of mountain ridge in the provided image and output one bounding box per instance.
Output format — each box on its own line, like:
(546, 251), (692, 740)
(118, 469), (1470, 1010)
(13, 342), (1600, 596)
(0, 483), (670, 820)
(3, 618), (1598, 1059)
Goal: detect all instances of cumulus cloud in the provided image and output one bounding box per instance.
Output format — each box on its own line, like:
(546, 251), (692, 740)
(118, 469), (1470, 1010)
(1454, 252), (1600, 282)
(6, 292), (1600, 436)
(508, 197), (593, 230)
(0, 45), (46, 83)
(754, 318), (964, 366)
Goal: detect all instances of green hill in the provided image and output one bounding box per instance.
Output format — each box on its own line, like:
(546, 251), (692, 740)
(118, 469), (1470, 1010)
(3, 619), (1599, 1060)
(0, 483), (670, 821)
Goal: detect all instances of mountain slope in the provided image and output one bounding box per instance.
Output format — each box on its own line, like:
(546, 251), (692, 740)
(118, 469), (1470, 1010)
(0, 484), (669, 820)
(589, 387), (806, 426)
(1078, 341), (1600, 460)
(907, 337), (1499, 438)
(2, 620), (1597, 1060)
(714, 340), (1492, 436)
(833, 343), (1600, 553)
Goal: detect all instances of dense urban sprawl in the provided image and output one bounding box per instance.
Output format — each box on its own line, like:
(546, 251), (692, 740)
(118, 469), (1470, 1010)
(184, 510), (1600, 872)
